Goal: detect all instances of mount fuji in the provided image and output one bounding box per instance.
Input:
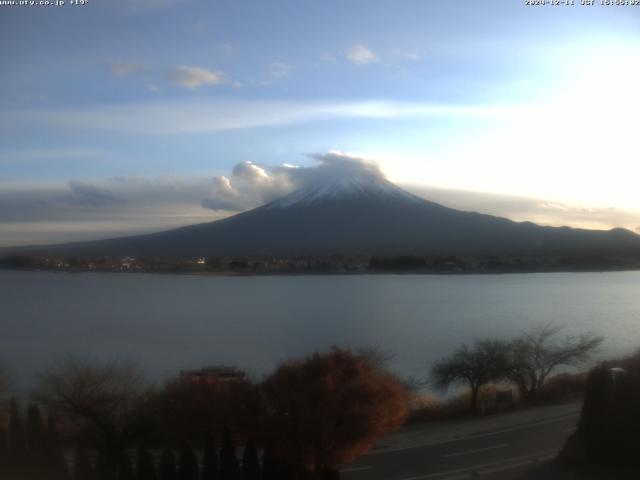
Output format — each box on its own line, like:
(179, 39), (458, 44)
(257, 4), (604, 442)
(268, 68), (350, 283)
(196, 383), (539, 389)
(9, 166), (640, 261)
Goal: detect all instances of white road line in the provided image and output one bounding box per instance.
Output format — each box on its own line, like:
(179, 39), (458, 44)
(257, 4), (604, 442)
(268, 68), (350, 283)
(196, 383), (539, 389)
(461, 415), (577, 441)
(443, 443), (509, 458)
(340, 466), (373, 473)
(479, 453), (556, 475)
(396, 448), (559, 480)
(365, 413), (577, 456)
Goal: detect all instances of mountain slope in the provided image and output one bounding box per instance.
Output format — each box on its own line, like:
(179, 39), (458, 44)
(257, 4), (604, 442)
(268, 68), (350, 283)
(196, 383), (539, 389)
(5, 174), (640, 259)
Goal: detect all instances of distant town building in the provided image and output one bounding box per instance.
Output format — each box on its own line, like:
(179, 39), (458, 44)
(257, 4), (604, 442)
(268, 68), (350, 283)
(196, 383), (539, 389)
(180, 365), (246, 384)
(120, 256), (136, 269)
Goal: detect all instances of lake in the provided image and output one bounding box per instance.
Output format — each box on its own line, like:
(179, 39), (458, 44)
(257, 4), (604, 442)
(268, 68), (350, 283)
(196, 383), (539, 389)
(1, 270), (639, 391)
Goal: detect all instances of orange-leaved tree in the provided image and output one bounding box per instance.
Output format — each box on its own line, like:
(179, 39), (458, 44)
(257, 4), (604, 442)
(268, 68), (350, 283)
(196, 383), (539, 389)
(262, 347), (407, 472)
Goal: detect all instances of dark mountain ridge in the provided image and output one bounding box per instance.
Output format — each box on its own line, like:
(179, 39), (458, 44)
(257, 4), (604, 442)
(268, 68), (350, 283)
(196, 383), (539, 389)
(3, 175), (640, 261)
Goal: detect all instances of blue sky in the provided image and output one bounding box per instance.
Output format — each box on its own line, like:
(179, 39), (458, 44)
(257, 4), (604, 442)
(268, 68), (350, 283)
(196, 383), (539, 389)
(1, 0), (640, 245)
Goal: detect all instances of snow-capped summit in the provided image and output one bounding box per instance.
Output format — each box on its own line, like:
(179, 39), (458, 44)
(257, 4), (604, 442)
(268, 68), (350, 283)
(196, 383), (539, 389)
(10, 167), (640, 259)
(267, 169), (421, 209)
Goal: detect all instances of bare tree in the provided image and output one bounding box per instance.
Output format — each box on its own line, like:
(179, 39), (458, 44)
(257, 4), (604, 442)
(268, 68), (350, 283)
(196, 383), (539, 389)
(356, 346), (395, 371)
(431, 340), (510, 412)
(35, 357), (151, 470)
(507, 324), (603, 401)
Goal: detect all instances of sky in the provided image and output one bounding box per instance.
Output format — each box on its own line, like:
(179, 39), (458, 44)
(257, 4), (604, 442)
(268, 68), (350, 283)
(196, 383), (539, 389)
(1, 0), (640, 246)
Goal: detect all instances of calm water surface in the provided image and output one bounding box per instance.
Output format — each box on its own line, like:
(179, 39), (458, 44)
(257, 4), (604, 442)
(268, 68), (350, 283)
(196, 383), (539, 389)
(1, 270), (640, 389)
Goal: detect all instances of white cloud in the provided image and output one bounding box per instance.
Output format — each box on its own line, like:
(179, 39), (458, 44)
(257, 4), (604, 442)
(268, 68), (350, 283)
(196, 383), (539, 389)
(268, 62), (291, 78)
(4, 99), (524, 135)
(168, 65), (226, 89)
(110, 62), (144, 78)
(202, 161), (295, 211)
(0, 176), (219, 246)
(201, 176), (245, 211)
(346, 44), (379, 65)
(68, 180), (122, 207)
(201, 152), (386, 212)
(109, 62), (226, 91)
(403, 184), (640, 232)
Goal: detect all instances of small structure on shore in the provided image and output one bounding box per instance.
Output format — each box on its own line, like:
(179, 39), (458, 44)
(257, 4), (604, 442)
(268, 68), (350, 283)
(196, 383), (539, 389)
(180, 365), (246, 384)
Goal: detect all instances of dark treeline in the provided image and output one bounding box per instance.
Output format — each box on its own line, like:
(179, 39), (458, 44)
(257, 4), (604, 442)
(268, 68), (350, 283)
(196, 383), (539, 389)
(3, 251), (640, 274)
(0, 401), (68, 480)
(0, 406), (339, 480)
(0, 348), (407, 480)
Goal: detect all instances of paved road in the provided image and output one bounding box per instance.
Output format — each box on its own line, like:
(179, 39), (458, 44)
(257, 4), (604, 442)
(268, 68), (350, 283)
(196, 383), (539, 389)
(341, 407), (580, 480)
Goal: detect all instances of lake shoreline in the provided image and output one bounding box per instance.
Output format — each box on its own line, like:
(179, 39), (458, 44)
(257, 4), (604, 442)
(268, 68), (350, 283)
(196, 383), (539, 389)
(2, 265), (640, 277)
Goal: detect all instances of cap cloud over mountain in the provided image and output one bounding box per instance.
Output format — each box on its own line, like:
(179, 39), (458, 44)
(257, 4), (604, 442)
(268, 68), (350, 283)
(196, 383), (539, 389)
(6, 152), (640, 261)
(201, 152), (387, 212)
